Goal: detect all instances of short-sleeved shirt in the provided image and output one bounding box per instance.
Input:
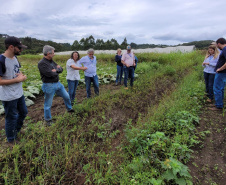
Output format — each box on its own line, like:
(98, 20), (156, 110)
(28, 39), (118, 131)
(78, 56), (97, 77)
(121, 52), (135, 67)
(66, 59), (81, 80)
(0, 54), (23, 101)
(215, 46), (226, 73)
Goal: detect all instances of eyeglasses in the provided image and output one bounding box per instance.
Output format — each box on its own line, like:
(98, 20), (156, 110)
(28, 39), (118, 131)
(15, 46), (22, 50)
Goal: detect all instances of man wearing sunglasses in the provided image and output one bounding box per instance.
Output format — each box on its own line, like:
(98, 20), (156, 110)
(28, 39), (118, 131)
(0, 36), (28, 144)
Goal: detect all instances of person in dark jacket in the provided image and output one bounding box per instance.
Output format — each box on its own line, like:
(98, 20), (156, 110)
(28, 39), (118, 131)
(209, 38), (226, 110)
(115, 48), (123, 85)
(38, 45), (74, 126)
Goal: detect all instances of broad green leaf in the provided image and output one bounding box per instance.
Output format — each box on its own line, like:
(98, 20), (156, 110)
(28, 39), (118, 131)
(0, 108), (5, 115)
(24, 91), (36, 98)
(27, 86), (40, 94)
(175, 178), (186, 185)
(25, 98), (34, 106)
(162, 170), (175, 181)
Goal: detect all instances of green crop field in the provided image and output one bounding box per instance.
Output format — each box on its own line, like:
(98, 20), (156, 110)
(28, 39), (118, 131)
(0, 51), (208, 184)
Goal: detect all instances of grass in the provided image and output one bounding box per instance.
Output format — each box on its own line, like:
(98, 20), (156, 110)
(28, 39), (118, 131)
(0, 51), (206, 184)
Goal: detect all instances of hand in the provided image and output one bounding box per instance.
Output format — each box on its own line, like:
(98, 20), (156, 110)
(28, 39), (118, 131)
(52, 69), (57, 72)
(82, 67), (88, 71)
(57, 65), (61, 68)
(216, 68), (220, 73)
(203, 62), (209, 65)
(16, 73), (27, 82)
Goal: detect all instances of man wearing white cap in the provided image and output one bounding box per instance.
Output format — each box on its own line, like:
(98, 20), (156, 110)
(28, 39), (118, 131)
(121, 45), (136, 89)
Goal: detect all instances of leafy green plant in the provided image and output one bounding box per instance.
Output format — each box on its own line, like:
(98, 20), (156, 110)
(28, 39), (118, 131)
(161, 157), (192, 185)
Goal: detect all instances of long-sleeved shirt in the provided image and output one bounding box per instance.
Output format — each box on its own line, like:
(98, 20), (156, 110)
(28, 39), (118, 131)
(215, 46), (226, 73)
(38, 57), (63, 83)
(115, 55), (123, 66)
(78, 55), (97, 77)
(203, 55), (219, 74)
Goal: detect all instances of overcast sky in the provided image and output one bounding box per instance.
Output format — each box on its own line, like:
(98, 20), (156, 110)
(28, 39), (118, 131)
(1, 0), (226, 46)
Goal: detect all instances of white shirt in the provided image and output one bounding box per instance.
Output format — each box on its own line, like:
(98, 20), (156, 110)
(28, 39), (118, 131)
(121, 52), (135, 66)
(66, 59), (81, 80)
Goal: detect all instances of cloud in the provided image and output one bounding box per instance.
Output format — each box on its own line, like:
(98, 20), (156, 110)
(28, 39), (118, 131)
(1, 0), (226, 45)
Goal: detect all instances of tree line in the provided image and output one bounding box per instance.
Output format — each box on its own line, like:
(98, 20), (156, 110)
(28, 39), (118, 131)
(0, 34), (214, 54)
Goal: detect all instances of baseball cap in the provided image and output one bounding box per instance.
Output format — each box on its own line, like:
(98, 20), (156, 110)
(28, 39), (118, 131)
(4, 36), (27, 49)
(126, 45), (131, 50)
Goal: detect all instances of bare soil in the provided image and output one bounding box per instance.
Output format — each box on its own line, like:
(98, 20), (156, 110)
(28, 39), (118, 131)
(187, 103), (226, 185)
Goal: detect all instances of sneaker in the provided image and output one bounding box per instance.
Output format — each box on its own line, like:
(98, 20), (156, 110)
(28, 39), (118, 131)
(44, 120), (53, 126)
(68, 109), (75, 113)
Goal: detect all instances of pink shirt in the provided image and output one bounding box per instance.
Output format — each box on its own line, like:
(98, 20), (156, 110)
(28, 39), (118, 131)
(121, 52), (135, 66)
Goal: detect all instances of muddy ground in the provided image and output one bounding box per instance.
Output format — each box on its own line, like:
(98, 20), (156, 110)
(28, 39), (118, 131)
(187, 103), (226, 185)
(0, 83), (225, 184)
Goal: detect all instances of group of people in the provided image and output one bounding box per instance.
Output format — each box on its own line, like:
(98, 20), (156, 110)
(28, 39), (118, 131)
(202, 38), (226, 110)
(1, 35), (226, 144)
(115, 46), (138, 88)
(0, 37), (100, 143)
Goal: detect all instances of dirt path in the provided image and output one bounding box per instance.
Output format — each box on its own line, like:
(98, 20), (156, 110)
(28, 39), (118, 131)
(187, 104), (226, 185)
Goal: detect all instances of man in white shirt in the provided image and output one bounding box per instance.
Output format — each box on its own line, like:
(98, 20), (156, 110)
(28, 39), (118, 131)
(121, 45), (136, 89)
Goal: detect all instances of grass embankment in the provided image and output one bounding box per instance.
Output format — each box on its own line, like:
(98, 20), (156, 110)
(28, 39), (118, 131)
(0, 52), (205, 184)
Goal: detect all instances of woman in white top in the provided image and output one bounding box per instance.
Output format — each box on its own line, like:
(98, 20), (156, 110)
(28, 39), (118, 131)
(202, 45), (220, 102)
(66, 51), (87, 105)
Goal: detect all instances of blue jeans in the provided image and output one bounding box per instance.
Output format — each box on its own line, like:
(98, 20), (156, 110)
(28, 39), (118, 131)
(67, 80), (79, 103)
(85, 75), (99, 98)
(2, 95), (28, 142)
(116, 65), (123, 83)
(213, 73), (226, 108)
(42, 82), (72, 121)
(124, 66), (134, 87)
(204, 72), (215, 100)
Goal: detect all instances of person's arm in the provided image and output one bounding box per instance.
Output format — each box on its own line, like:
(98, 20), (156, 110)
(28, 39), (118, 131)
(216, 63), (226, 72)
(38, 62), (59, 77)
(0, 72), (27, 85)
(202, 57), (209, 66)
(70, 65), (87, 71)
(55, 61), (63, 73)
(209, 57), (219, 67)
(133, 55), (136, 66)
(216, 50), (226, 72)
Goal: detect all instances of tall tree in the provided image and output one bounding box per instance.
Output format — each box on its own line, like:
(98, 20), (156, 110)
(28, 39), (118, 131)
(23, 37), (32, 49)
(130, 42), (137, 49)
(79, 38), (87, 50)
(71, 40), (80, 50)
(110, 38), (120, 50)
(87, 35), (95, 49)
(121, 37), (128, 49)
(95, 39), (105, 50)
